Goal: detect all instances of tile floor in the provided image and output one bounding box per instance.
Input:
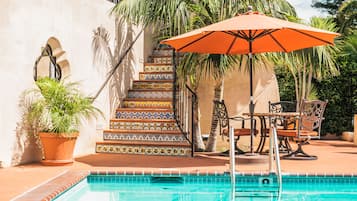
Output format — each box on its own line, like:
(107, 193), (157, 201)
(1, 140), (356, 201)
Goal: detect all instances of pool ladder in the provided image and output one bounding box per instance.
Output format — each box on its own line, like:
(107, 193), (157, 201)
(229, 126), (282, 200)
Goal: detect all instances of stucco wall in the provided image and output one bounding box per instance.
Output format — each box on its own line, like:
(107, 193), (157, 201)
(0, 0), (144, 167)
(198, 62), (280, 151)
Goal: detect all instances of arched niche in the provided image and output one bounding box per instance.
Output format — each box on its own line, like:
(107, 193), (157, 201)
(33, 37), (70, 80)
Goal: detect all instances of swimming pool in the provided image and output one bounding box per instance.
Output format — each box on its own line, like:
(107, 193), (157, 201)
(53, 173), (357, 201)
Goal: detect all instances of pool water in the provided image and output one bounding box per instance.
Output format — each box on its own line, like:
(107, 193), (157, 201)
(54, 174), (357, 201)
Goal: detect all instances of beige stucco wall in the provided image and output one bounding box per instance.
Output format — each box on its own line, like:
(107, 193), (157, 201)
(198, 62), (280, 151)
(0, 0), (144, 167)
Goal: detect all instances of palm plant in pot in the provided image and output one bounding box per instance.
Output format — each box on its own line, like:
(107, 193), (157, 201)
(24, 77), (102, 165)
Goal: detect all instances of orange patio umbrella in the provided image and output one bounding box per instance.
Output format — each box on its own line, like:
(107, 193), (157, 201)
(161, 9), (340, 154)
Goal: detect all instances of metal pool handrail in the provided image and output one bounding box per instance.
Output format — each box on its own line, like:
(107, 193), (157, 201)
(229, 117), (283, 196)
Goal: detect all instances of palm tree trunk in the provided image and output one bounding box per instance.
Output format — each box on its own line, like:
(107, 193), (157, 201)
(302, 64), (307, 101)
(292, 73), (300, 111)
(306, 65), (313, 99)
(205, 78), (224, 152)
(193, 98), (205, 151)
(297, 67), (303, 109)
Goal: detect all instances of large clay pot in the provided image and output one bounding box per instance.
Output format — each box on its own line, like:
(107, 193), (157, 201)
(39, 132), (79, 166)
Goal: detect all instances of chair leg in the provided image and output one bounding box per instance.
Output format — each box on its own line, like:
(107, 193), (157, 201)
(235, 138), (245, 154)
(256, 134), (264, 153)
(281, 141), (317, 160)
(278, 137), (292, 153)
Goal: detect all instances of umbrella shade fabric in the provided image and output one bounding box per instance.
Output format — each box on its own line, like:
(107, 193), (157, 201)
(161, 12), (339, 54)
(161, 11), (339, 154)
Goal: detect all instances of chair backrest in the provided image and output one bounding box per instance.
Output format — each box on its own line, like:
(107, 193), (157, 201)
(213, 100), (230, 133)
(298, 100), (328, 138)
(269, 101), (297, 129)
(269, 101), (296, 113)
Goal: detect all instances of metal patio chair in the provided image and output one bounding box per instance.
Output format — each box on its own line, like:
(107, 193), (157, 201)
(213, 100), (258, 154)
(277, 100), (328, 160)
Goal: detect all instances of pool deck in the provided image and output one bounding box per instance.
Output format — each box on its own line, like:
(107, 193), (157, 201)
(2, 140), (357, 200)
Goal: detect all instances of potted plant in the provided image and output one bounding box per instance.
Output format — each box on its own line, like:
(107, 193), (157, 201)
(23, 77), (102, 166)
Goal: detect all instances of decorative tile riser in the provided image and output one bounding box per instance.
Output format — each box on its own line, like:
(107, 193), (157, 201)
(116, 111), (174, 119)
(103, 133), (187, 142)
(144, 65), (173, 72)
(96, 144), (191, 156)
(152, 49), (172, 56)
(123, 101), (172, 108)
(152, 57), (172, 64)
(133, 82), (173, 90)
(139, 73), (173, 80)
(128, 91), (172, 99)
(110, 121), (178, 131)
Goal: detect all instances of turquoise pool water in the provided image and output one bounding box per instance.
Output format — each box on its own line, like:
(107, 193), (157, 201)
(54, 174), (357, 201)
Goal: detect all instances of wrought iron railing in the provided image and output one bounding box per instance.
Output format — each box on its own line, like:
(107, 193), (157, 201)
(172, 50), (196, 157)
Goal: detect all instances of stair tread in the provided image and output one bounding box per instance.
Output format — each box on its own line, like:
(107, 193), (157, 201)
(124, 98), (172, 101)
(128, 89), (173, 92)
(110, 119), (176, 122)
(140, 72), (173, 74)
(116, 108), (173, 112)
(133, 80), (174, 83)
(144, 63), (173, 66)
(153, 47), (173, 51)
(103, 129), (181, 134)
(96, 140), (190, 147)
(149, 55), (172, 58)
(128, 88), (173, 91)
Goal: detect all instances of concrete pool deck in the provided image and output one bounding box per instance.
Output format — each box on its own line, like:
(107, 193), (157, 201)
(1, 140), (357, 200)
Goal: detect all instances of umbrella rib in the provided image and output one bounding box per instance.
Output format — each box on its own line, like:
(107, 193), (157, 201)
(289, 29), (335, 45)
(224, 31), (249, 40)
(177, 31), (215, 52)
(269, 34), (288, 52)
(226, 36), (238, 54)
(253, 29), (278, 40)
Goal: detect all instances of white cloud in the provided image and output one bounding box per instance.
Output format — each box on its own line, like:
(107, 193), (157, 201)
(287, 0), (326, 22)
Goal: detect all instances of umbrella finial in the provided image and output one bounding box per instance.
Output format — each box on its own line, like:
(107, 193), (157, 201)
(247, 5), (253, 12)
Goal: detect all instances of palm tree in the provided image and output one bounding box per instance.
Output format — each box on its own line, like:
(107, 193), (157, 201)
(189, 0), (296, 151)
(274, 17), (340, 110)
(112, 0), (297, 152)
(336, 0), (357, 35)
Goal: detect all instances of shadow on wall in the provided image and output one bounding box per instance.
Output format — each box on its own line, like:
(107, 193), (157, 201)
(12, 94), (42, 166)
(92, 17), (136, 118)
(109, 17), (136, 117)
(12, 37), (70, 165)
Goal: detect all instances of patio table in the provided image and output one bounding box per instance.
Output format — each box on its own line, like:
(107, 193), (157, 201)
(243, 112), (300, 153)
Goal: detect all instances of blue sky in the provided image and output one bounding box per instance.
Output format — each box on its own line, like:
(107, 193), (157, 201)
(287, 0), (326, 22)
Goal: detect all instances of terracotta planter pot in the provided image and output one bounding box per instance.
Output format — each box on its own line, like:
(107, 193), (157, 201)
(39, 132), (79, 166)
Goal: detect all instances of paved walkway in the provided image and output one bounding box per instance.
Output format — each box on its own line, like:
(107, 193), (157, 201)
(1, 140), (356, 200)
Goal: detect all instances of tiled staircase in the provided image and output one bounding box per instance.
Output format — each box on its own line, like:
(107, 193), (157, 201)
(95, 48), (192, 156)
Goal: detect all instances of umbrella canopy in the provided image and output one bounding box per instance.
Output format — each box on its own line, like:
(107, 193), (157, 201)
(161, 10), (339, 154)
(161, 11), (339, 54)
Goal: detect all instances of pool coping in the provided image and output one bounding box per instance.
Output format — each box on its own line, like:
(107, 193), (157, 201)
(12, 170), (357, 201)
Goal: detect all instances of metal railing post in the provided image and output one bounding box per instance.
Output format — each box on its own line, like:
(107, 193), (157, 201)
(229, 126), (235, 189)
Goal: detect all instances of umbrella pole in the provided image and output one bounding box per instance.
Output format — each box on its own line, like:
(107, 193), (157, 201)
(249, 40), (254, 154)
(249, 55), (254, 154)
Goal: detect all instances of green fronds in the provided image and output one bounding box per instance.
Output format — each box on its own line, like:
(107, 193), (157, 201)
(22, 78), (103, 135)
